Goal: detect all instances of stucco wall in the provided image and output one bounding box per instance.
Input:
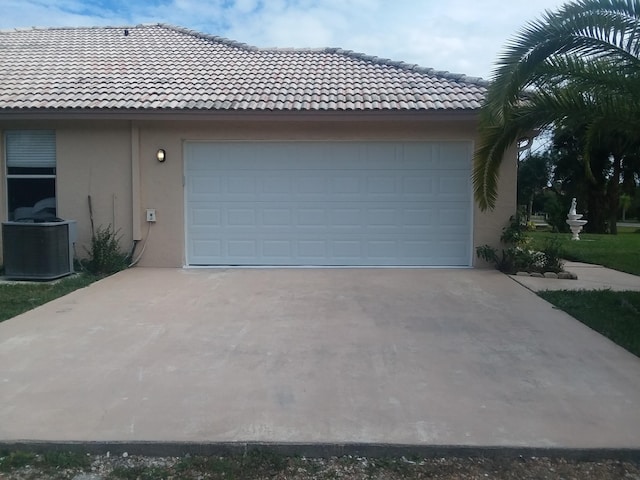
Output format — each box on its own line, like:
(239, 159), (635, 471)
(473, 143), (519, 267)
(57, 122), (134, 257)
(0, 115), (516, 268)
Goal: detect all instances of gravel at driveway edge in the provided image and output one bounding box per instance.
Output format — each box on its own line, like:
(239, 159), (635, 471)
(1, 451), (640, 480)
(2, 441), (640, 462)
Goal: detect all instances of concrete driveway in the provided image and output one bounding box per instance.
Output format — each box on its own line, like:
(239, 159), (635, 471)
(1, 268), (639, 451)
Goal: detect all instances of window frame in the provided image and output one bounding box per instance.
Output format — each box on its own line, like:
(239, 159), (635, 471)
(4, 130), (57, 220)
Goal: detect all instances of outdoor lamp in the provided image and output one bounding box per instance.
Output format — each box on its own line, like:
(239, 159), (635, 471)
(156, 149), (166, 163)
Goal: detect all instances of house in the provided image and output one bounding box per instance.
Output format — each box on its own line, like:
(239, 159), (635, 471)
(0, 24), (516, 268)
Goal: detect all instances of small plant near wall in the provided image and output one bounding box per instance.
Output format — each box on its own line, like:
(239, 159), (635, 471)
(82, 225), (128, 276)
(476, 215), (564, 274)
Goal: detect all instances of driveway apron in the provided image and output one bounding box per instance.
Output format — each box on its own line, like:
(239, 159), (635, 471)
(0, 268), (639, 448)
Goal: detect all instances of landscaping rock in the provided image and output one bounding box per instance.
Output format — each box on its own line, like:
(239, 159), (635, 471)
(558, 272), (575, 280)
(543, 272), (558, 279)
(516, 272), (530, 276)
(530, 272), (544, 278)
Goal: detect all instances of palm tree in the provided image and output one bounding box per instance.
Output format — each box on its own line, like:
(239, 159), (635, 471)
(474, 0), (640, 214)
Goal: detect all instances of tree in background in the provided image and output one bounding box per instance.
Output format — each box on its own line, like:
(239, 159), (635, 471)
(517, 152), (551, 221)
(474, 0), (640, 230)
(550, 124), (610, 232)
(620, 152), (640, 220)
(541, 123), (640, 232)
(620, 194), (633, 221)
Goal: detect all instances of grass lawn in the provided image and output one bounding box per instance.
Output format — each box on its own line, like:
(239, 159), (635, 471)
(528, 226), (640, 275)
(0, 274), (97, 323)
(538, 290), (640, 358)
(529, 227), (640, 358)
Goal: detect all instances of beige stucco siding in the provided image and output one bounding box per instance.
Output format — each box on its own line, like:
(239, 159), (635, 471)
(473, 143), (518, 267)
(57, 122), (134, 256)
(0, 115), (516, 268)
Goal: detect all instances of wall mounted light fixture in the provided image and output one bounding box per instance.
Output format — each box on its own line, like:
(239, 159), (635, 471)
(156, 149), (166, 163)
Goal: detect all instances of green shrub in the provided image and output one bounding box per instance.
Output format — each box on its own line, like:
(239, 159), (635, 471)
(540, 191), (567, 232)
(0, 451), (36, 471)
(540, 236), (565, 273)
(43, 451), (90, 469)
(477, 214), (564, 273)
(83, 225), (128, 275)
(500, 214), (529, 247)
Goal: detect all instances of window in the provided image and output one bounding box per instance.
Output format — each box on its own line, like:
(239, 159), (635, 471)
(5, 130), (57, 221)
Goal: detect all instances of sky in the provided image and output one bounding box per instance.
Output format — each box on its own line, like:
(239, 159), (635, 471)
(0, 0), (570, 80)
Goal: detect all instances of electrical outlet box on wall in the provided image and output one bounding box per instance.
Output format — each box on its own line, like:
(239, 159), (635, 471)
(146, 209), (156, 222)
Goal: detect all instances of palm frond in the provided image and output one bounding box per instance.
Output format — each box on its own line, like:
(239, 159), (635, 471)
(475, 0), (640, 210)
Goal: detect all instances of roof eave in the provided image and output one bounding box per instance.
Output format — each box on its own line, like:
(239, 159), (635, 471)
(0, 108), (480, 122)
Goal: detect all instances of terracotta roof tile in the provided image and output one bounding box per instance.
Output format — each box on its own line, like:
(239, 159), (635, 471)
(0, 24), (487, 112)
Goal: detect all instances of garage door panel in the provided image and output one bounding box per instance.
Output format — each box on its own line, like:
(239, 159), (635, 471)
(401, 240), (435, 258)
(367, 176), (397, 194)
(190, 176), (222, 196)
(298, 240), (327, 258)
(331, 176), (361, 194)
(192, 208), (222, 226)
(402, 209), (434, 225)
(402, 176), (433, 195)
(435, 143), (472, 170)
(191, 172), (466, 202)
(296, 177), (326, 194)
(228, 240), (257, 257)
(263, 209), (292, 226)
(438, 176), (470, 196)
(368, 240), (399, 258)
(187, 235), (470, 265)
(193, 239), (221, 257)
(225, 176), (254, 194)
(263, 240), (293, 257)
(227, 209), (256, 226)
(262, 177), (293, 194)
(367, 208), (398, 226)
(186, 141), (472, 266)
(438, 207), (470, 226)
(332, 241), (362, 258)
(330, 209), (363, 226)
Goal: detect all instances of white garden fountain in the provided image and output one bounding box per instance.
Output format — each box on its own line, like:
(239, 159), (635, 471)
(566, 198), (588, 240)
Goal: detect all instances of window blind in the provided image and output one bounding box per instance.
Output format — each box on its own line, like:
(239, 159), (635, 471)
(6, 130), (56, 168)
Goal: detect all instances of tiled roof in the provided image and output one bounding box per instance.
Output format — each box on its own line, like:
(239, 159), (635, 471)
(0, 24), (487, 112)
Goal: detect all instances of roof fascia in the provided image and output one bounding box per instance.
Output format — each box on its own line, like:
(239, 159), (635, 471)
(0, 109), (479, 123)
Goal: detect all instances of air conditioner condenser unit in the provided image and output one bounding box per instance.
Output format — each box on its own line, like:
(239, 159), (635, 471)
(2, 220), (76, 280)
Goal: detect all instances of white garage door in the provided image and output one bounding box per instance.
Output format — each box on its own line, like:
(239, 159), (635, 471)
(185, 141), (472, 266)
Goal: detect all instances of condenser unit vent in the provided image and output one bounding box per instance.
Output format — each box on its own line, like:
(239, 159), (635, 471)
(2, 221), (76, 280)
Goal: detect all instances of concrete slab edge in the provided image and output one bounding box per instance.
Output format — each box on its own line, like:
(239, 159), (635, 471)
(0, 441), (639, 462)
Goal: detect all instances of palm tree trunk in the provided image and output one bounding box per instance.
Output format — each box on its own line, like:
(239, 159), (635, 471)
(587, 188), (607, 233)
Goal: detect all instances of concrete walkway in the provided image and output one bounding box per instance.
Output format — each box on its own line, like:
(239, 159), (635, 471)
(512, 261), (640, 292)
(0, 268), (639, 452)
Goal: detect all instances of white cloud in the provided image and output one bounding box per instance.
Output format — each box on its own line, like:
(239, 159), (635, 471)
(0, 0), (571, 78)
(0, 0), (129, 27)
(234, 0), (259, 15)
